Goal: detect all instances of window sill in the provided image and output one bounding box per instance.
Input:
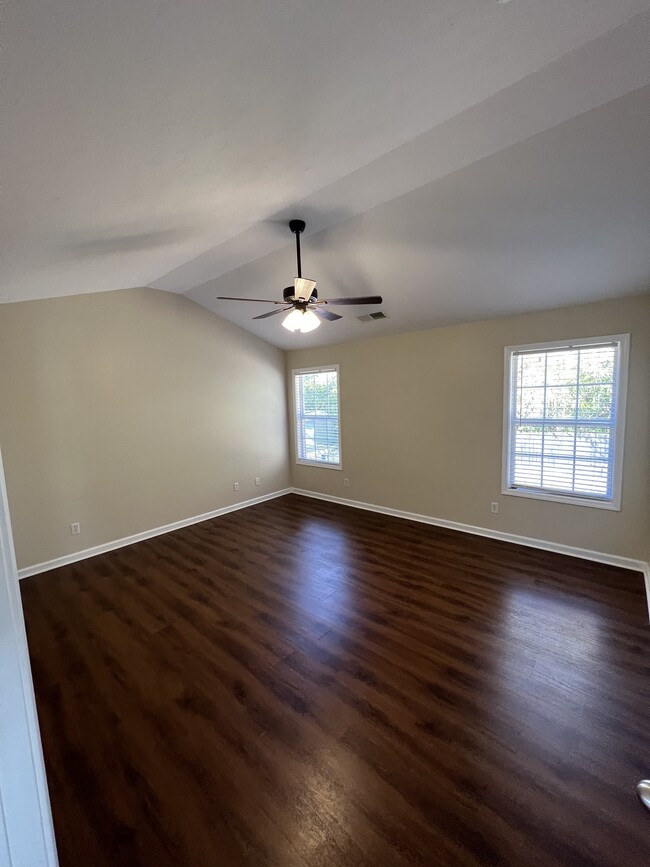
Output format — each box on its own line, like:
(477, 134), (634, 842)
(501, 487), (621, 511)
(296, 460), (342, 471)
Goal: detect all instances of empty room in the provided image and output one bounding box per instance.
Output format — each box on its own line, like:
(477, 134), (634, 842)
(1, 1), (650, 866)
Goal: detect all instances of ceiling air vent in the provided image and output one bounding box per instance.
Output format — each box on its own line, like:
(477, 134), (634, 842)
(357, 311), (388, 322)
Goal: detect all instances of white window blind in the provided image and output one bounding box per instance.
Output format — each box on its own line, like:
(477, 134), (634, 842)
(293, 366), (341, 468)
(503, 335), (628, 508)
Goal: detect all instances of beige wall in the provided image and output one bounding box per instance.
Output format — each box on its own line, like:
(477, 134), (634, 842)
(0, 288), (290, 569)
(288, 294), (650, 563)
(1, 288), (647, 571)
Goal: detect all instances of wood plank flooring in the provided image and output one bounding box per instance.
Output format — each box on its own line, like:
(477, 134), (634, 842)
(20, 494), (650, 866)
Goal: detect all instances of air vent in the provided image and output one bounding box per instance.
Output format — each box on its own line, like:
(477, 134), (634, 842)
(357, 311), (388, 322)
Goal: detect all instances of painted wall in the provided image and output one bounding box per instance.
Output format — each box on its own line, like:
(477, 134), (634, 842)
(288, 294), (650, 562)
(1, 288), (647, 570)
(0, 288), (290, 569)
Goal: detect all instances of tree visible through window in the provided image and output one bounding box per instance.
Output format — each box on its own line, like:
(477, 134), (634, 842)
(293, 366), (341, 467)
(503, 336), (629, 508)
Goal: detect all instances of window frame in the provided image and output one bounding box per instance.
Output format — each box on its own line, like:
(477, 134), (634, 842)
(292, 364), (342, 470)
(501, 334), (629, 510)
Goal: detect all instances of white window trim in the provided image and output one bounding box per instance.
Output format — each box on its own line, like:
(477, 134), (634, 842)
(501, 334), (629, 511)
(292, 364), (342, 470)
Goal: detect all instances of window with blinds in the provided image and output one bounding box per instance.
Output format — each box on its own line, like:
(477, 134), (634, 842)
(293, 366), (341, 468)
(503, 335), (629, 509)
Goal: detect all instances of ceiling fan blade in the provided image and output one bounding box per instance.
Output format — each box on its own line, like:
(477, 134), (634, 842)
(322, 295), (383, 306)
(294, 277), (317, 302)
(252, 306), (293, 320)
(313, 307), (342, 322)
(217, 296), (286, 304)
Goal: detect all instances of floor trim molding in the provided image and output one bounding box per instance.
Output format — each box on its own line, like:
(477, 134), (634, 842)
(17, 489), (292, 580)
(291, 487), (649, 589)
(643, 563), (650, 621)
(18, 486), (650, 619)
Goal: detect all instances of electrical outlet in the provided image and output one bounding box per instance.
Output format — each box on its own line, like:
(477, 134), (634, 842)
(70, 522), (81, 535)
(343, 478), (350, 487)
(490, 502), (499, 514)
(233, 482), (239, 492)
(254, 477), (260, 487)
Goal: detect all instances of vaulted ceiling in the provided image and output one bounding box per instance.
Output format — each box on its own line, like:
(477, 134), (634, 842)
(3, 1), (650, 348)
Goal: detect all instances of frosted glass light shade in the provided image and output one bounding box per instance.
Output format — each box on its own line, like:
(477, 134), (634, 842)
(282, 308), (320, 333)
(299, 309), (320, 332)
(282, 309), (304, 332)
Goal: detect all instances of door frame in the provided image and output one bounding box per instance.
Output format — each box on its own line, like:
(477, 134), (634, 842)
(0, 445), (58, 866)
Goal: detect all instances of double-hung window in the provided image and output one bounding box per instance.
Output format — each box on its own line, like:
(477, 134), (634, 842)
(503, 335), (629, 509)
(293, 366), (341, 468)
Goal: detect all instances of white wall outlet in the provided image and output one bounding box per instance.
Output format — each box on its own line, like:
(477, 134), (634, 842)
(254, 477), (260, 487)
(70, 522), (81, 535)
(343, 478), (350, 487)
(490, 502), (499, 514)
(233, 482), (239, 492)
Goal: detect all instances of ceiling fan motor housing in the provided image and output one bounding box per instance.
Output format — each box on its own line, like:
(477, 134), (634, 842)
(284, 285), (318, 303)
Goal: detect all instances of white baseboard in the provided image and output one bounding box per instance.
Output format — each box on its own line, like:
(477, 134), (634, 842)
(291, 487), (650, 587)
(17, 489), (292, 580)
(643, 564), (650, 621)
(18, 485), (650, 621)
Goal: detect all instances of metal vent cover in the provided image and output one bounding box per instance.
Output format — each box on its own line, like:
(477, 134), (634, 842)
(357, 311), (387, 322)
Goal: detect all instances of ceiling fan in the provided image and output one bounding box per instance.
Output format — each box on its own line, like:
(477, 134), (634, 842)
(217, 219), (382, 333)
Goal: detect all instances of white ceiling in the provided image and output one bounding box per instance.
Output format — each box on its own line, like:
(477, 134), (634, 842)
(3, 1), (650, 348)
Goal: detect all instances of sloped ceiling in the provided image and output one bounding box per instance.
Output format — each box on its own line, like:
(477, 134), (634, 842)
(2, 1), (650, 348)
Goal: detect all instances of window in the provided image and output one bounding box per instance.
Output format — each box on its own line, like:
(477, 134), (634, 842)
(293, 366), (341, 468)
(503, 335), (629, 509)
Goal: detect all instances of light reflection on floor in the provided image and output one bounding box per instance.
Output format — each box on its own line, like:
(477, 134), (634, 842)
(494, 583), (613, 757)
(286, 518), (354, 627)
(274, 521), (365, 861)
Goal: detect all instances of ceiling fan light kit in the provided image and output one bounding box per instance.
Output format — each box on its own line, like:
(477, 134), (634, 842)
(282, 308), (320, 333)
(216, 219), (382, 334)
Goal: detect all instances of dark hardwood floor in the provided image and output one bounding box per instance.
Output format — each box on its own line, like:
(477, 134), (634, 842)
(20, 494), (650, 866)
